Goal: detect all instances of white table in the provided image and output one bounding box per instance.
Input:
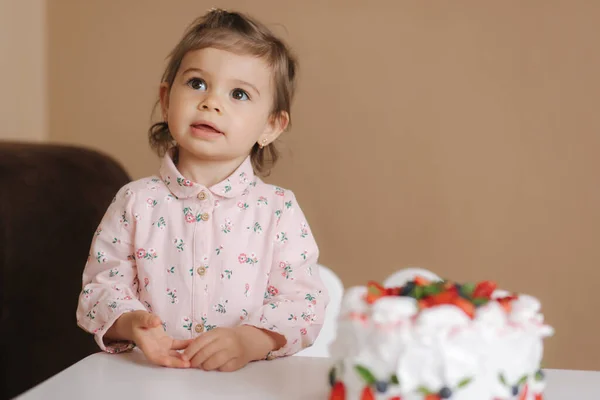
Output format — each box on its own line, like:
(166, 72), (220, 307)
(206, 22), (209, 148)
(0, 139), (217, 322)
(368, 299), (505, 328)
(15, 350), (600, 400)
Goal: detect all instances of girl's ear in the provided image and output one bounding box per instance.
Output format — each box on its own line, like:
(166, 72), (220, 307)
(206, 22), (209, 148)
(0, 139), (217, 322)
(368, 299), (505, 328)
(159, 83), (170, 120)
(257, 111), (289, 147)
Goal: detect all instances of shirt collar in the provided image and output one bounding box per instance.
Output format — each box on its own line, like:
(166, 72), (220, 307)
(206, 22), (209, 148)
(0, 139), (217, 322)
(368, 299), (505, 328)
(159, 149), (255, 199)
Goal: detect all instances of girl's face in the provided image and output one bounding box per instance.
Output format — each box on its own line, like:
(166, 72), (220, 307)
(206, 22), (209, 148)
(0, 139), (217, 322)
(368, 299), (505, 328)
(160, 47), (287, 165)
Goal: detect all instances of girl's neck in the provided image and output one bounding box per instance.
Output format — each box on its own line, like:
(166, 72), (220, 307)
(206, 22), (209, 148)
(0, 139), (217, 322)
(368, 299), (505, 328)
(175, 147), (248, 188)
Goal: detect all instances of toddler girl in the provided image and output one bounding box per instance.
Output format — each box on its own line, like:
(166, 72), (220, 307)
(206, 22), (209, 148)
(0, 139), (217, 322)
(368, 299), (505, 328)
(76, 8), (328, 372)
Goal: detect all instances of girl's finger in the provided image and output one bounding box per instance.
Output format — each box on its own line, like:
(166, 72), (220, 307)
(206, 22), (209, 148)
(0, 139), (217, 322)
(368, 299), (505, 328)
(189, 339), (228, 369)
(155, 353), (190, 369)
(218, 358), (242, 372)
(200, 349), (233, 371)
(169, 350), (191, 363)
(171, 338), (193, 351)
(183, 329), (220, 360)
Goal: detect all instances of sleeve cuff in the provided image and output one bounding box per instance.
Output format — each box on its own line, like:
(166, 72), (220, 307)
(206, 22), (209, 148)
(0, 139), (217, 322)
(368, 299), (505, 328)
(92, 307), (145, 353)
(241, 317), (321, 359)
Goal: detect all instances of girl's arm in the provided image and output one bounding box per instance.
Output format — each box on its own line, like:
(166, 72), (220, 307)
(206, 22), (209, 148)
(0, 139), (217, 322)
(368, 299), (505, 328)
(242, 190), (329, 359)
(76, 185), (147, 353)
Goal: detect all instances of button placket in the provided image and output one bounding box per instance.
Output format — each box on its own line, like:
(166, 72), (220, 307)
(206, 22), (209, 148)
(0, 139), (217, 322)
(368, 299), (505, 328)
(196, 189), (212, 222)
(192, 188), (214, 332)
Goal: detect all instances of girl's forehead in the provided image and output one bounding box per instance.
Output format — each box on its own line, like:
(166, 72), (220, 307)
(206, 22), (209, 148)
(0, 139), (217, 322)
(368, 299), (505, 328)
(180, 47), (273, 86)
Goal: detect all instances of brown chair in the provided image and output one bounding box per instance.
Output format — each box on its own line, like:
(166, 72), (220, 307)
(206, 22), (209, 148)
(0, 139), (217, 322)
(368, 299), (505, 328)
(0, 141), (131, 399)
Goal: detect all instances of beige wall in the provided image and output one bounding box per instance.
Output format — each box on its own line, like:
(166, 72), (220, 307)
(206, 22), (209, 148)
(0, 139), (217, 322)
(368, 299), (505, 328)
(0, 0), (47, 141)
(47, 1), (600, 370)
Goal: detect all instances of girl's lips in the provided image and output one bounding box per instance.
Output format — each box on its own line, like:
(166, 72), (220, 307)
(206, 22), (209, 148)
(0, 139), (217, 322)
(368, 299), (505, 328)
(190, 123), (224, 139)
(191, 123), (221, 133)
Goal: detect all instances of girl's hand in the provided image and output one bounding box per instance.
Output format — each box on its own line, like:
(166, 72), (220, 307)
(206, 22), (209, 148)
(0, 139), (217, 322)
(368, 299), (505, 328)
(110, 310), (192, 368)
(183, 325), (282, 371)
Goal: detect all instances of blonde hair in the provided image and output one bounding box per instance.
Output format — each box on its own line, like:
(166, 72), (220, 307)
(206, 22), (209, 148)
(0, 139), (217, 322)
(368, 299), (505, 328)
(148, 8), (298, 176)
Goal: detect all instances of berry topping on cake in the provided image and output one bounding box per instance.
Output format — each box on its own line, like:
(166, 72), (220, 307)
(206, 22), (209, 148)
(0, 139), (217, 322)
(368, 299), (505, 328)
(365, 277), (518, 318)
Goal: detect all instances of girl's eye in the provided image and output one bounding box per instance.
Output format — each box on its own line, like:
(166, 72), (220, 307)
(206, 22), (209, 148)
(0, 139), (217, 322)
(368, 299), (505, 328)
(231, 88), (249, 101)
(187, 78), (206, 91)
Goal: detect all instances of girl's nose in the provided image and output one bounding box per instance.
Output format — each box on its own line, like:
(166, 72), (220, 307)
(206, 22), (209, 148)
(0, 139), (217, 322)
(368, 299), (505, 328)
(199, 96), (222, 114)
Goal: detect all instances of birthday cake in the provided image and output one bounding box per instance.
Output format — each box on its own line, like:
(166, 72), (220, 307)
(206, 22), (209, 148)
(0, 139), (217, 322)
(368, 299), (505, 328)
(328, 274), (553, 400)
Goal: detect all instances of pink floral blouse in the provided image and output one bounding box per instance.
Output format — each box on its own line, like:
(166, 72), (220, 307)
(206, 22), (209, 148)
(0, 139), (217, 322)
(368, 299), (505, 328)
(76, 151), (328, 359)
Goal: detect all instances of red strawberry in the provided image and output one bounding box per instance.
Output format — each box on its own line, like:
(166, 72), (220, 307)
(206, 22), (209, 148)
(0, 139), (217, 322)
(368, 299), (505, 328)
(473, 280), (497, 298)
(329, 382), (345, 400)
(452, 297), (476, 318)
(425, 395), (441, 400)
(414, 276), (431, 286)
(446, 284), (459, 295)
(519, 384), (529, 400)
(366, 281), (386, 304)
(496, 297), (513, 313)
(418, 299), (431, 309)
(535, 393), (543, 400)
(389, 397), (402, 400)
(428, 290), (459, 306)
(360, 386), (375, 400)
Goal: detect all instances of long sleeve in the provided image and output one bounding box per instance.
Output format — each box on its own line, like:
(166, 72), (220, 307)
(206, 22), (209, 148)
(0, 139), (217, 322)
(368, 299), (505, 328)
(242, 190), (329, 359)
(76, 185), (147, 353)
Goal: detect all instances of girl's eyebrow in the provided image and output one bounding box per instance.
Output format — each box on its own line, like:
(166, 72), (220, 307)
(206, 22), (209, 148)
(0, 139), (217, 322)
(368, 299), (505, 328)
(182, 67), (209, 76)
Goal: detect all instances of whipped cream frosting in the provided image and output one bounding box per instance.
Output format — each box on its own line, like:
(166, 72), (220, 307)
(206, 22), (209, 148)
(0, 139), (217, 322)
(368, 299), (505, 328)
(328, 274), (553, 400)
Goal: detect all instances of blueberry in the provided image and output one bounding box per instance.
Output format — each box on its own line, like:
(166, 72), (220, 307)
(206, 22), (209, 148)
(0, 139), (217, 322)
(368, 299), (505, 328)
(511, 385), (520, 396)
(400, 282), (415, 296)
(439, 387), (452, 398)
(375, 381), (388, 393)
(536, 369), (545, 380)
